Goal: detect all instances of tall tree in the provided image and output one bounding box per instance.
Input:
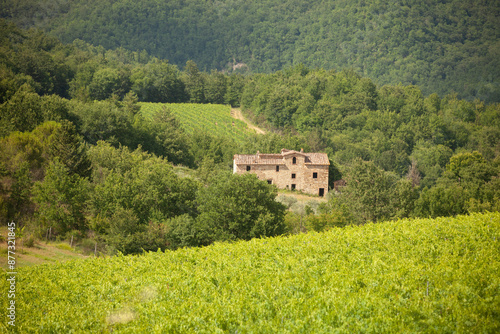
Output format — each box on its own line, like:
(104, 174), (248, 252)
(32, 160), (89, 235)
(182, 60), (205, 103)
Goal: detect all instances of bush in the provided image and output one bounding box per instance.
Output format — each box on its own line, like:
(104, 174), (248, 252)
(276, 195), (297, 209)
(78, 238), (102, 256)
(24, 235), (35, 247)
(305, 213), (349, 232)
(56, 243), (73, 251)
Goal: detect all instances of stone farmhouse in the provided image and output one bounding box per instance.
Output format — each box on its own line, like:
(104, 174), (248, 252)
(233, 149), (330, 196)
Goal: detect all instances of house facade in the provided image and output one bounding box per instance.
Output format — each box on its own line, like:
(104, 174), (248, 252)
(233, 149), (330, 196)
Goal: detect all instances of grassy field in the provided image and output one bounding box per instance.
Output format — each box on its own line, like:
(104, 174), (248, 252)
(1, 212), (499, 333)
(0, 227), (87, 270)
(139, 103), (255, 144)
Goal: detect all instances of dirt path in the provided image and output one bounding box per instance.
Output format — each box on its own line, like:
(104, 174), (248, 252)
(231, 108), (266, 135)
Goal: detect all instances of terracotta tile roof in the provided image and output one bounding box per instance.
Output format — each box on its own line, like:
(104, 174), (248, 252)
(303, 152), (330, 165)
(233, 154), (284, 165)
(234, 150), (329, 165)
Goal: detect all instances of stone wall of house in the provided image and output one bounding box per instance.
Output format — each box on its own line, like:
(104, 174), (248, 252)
(233, 154), (329, 196)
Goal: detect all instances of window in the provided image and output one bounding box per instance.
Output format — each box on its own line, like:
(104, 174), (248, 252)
(246, 165), (251, 171)
(292, 157), (297, 164)
(313, 172), (318, 179)
(267, 180), (272, 185)
(291, 184), (296, 190)
(276, 165), (280, 172)
(319, 188), (325, 197)
(291, 173), (296, 179)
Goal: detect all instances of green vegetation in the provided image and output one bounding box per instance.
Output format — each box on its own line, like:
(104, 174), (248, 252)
(1, 212), (498, 332)
(240, 66), (500, 225)
(140, 103), (253, 144)
(0, 22), (498, 258)
(2, 0), (499, 102)
(0, 17), (498, 331)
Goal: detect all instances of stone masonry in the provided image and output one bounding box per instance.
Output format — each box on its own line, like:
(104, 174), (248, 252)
(233, 149), (329, 196)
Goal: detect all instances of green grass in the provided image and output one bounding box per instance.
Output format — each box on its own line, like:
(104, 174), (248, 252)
(55, 243), (74, 251)
(2, 212), (499, 333)
(139, 102), (254, 144)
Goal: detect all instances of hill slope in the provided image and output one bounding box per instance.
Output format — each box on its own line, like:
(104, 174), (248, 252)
(2, 212), (499, 332)
(1, 0), (499, 102)
(139, 103), (257, 144)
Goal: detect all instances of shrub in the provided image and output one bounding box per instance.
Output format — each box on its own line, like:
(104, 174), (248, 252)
(23, 235), (36, 248)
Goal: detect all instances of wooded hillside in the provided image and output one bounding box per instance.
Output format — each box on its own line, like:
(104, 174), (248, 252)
(0, 22), (498, 255)
(1, 0), (499, 102)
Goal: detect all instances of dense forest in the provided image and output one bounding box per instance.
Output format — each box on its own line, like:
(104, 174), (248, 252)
(1, 0), (499, 102)
(0, 21), (499, 255)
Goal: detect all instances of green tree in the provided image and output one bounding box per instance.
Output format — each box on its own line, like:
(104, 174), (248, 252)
(332, 159), (399, 224)
(182, 60), (205, 103)
(46, 120), (92, 178)
(132, 107), (194, 166)
(446, 151), (487, 180)
(224, 73), (246, 107)
(69, 100), (134, 146)
(87, 142), (198, 227)
(88, 67), (131, 100)
(413, 183), (467, 218)
(0, 161), (33, 224)
(0, 84), (43, 136)
(103, 207), (143, 254)
(193, 173), (287, 245)
(32, 159), (89, 235)
(204, 70), (227, 104)
(131, 60), (186, 103)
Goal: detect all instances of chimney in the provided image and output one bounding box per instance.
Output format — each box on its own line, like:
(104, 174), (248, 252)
(300, 148), (304, 153)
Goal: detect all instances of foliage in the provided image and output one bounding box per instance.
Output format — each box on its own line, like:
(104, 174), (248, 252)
(87, 142), (198, 229)
(130, 60), (187, 103)
(329, 159), (401, 224)
(132, 106), (194, 166)
(190, 172), (287, 246)
(32, 159), (89, 236)
(0, 18), (498, 255)
(46, 120), (92, 178)
(2, 212), (499, 332)
(68, 99), (135, 146)
(413, 183), (468, 218)
(0, 120), (84, 224)
(4, 0), (499, 102)
(304, 212), (349, 232)
(0, 84), (70, 137)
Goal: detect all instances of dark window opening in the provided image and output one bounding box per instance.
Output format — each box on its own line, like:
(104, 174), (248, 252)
(292, 157), (297, 164)
(246, 165), (251, 171)
(313, 172), (318, 179)
(267, 180), (272, 185)
(291, 184), (296, 190)
(291, 173), (296, 179)
(319, 188), (325, 197)
(276, 165), (280, 172)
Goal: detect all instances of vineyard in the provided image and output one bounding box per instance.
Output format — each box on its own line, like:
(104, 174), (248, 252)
(139, 103), (254, 144)
(2, 212), (499, 333)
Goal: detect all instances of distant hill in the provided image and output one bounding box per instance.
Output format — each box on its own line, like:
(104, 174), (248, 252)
(1, 0), (499, 102)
